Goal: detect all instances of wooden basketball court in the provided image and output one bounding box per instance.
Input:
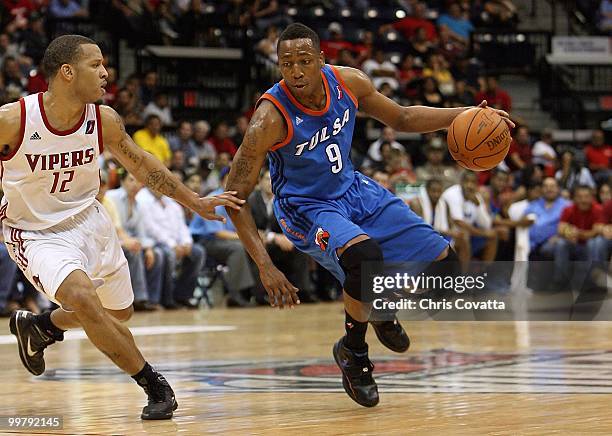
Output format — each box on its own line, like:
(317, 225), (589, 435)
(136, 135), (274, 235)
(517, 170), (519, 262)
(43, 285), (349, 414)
(1, 303), (612, 434)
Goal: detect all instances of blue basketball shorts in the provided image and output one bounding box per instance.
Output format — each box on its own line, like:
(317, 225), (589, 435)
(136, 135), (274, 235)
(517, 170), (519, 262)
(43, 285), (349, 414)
(273, 171), (449, 283)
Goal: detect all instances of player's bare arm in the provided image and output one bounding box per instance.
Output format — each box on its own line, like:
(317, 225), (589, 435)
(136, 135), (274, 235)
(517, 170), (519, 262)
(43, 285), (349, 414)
(0, 102), (24, 159)
(225, 100), (300, 309)
(335, 66), (515, 132)
(99, 105), (244, 222)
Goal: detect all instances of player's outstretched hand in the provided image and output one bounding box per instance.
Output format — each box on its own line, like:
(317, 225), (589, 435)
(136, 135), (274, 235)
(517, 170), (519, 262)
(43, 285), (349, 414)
(259, 265), (300, 309)
(477, 100), (516, 130)
(194, 191), (245, 222)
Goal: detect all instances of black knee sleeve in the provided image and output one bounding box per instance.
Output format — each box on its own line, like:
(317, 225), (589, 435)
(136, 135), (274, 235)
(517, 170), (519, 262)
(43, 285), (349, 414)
(339, 239), (383, 303)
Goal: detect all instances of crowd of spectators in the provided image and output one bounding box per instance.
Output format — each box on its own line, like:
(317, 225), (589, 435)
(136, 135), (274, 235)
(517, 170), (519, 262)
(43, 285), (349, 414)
(0, 0), (610, 317)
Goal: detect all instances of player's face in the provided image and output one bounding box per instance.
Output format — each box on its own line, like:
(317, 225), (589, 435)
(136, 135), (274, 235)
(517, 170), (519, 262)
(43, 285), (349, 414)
(278, 38), (324, 99)
(73, 44), (108, 102)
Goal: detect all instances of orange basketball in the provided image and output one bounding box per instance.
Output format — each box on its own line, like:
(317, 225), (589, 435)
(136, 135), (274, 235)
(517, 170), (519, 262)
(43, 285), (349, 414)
(447, 107), (512, 171)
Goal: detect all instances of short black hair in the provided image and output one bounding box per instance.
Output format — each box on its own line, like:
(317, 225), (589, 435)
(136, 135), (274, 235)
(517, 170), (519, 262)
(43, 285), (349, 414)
(42, 34), (96, 79)
(144, 114), (161, 125)
(277, 23), (320, 53)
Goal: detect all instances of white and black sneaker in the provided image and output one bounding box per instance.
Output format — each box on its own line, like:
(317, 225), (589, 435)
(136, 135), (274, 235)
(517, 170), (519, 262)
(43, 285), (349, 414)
(9, 310), (56, 376)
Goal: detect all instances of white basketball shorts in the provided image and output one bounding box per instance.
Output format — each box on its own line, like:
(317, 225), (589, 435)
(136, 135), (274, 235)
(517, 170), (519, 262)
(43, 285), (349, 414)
(2, 200), (133, 310)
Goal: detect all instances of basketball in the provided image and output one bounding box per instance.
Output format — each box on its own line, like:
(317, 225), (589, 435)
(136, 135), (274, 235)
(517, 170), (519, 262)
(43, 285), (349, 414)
(447, 107), (512, 171)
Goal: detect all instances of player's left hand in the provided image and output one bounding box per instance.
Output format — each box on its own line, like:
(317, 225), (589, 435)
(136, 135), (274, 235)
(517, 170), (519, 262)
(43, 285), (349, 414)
(193, 191), (245, 222)
(477, 100), (515, 130)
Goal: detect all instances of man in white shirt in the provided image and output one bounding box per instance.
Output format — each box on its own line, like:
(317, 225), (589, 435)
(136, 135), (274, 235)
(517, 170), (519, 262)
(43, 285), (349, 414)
(438, 172), (497, 267)
(366, 126), (405, 163)
(137, 187), (205, 308)
(532, 129), (557, 168)
(362, 49), (399, 91)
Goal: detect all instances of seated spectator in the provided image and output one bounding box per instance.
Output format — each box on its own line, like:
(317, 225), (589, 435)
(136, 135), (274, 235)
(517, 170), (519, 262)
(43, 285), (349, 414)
(447, 79), (474, 107)
(49, 0), (89, 18)
(388, 149), (417, 187)
(362, 49), (399, 91)
(21, 12), (47, 65)
(598, 182), (611, 205)
(176, 0), (207, 46)
(408, 27), (434, 61)
(506, 126), (532, 172)
(422, 54), (454, 96)
(475, 75), (512, 112)
(436, 25), (468, 64)
(142, 91), (173, 126)
(353, 30), (374, 66)
(193, 120), (217, 161)
(337, 48), (358, 69)
(481, 169), (529, 260)
(249, 170), (317, 303)
(191, 167), (256, 307)
(372, 170), (392, 191)
(415, 136), (461, 189)
(250, 0), (291, 32)
(140, 70), (158, 106)
(105, 171), (164, 311)
(584, 129), (611, 185)
(555, 148), (596, 197)
(410, 179), (468, 259)
(137, 186), (205, 309)
(524, 177), (571, 259)
(366, 126), (405, 164)
(532, 129), (557, 177)
(2, 56), (26, 99)
(168, 120), (198, 168)
(552, 185), (607, 285)
(380, 2), (437, 42)
(507, 181), (542, 261)
(133, 114), (172, 166)
(101, 66), (118, 106)
(320, 22), (353, 64)
(256, 25), (279, 63)
(437, 3), (474, 42)
(209, 120), (238, 157)
(417, 76), (445, 107)
(398, 54), (421, 97)
(113, 88), (142, 128)
(438, 172), (497, 268)
(0, 232), (18, 316)
(232, 115), (249, 146)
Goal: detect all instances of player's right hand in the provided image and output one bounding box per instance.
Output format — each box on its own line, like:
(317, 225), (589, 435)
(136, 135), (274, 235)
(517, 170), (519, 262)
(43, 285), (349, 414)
(259, 265), (300, 309)
(194, 191), (245, 222)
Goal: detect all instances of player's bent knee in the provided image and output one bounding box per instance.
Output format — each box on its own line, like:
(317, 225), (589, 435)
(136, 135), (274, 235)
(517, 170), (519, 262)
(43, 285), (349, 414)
(340, 238), (383, 303)
(109, 306), (133, 322)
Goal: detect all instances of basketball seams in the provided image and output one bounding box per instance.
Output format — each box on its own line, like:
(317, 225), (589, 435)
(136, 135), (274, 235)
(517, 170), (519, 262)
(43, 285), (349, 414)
(449, 121), (459, 153)
(466, 117), (503, 152)
(463, 108), (482, 151)
(472, 141), (511, 168)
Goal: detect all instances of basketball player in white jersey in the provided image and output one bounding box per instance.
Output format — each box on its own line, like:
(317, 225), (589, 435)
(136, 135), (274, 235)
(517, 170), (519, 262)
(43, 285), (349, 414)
(0, 35), (244, 420)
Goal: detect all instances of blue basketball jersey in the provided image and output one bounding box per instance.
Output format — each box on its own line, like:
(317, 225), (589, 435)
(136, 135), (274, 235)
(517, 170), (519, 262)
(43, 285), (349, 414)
(259, 65), (358, 199)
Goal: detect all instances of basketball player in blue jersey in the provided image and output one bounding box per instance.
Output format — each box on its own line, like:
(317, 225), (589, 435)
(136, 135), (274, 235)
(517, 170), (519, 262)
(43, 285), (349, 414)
(226, 23), (514, 407)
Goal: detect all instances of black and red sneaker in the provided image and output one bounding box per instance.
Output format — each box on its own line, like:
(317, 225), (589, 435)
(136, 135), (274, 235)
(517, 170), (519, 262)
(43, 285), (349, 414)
(332, 337), (379, 407)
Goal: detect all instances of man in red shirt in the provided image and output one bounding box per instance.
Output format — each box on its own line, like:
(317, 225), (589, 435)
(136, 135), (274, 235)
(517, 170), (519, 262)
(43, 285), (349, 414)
(380, 2), (437, 42)
(209, 121), (238, 157)
(320, 22), (353, 64)
(552, 185), (608, 286)
(584, 129), (611, 185)
(475, 75), (512, 112)
(506, 126), (532, 171)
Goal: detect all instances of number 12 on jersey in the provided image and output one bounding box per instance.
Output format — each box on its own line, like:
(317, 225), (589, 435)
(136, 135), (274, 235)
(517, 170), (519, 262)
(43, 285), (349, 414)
(50, 170), (75, 193)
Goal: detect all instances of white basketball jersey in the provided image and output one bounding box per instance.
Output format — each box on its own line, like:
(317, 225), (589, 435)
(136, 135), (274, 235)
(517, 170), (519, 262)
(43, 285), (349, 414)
(0, 93), (103, 231)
